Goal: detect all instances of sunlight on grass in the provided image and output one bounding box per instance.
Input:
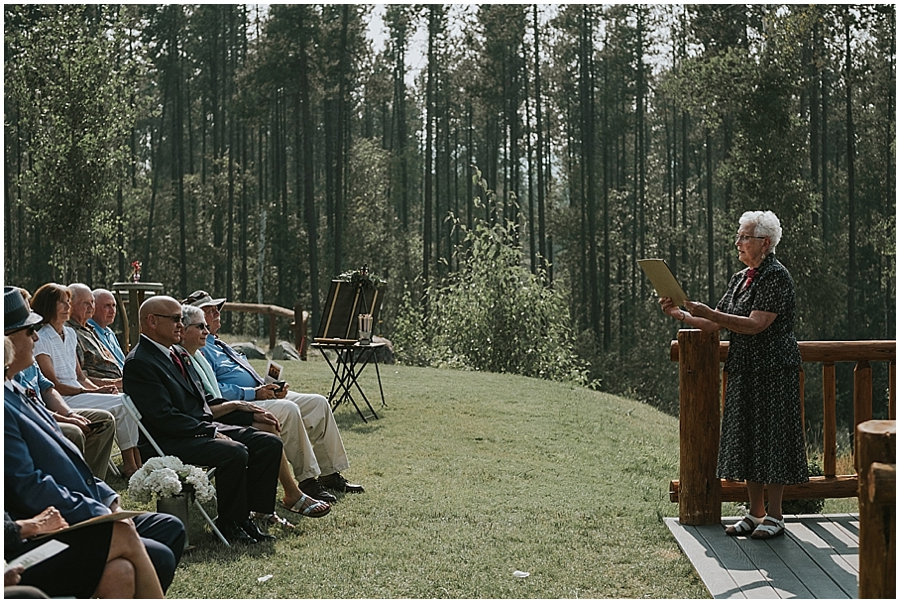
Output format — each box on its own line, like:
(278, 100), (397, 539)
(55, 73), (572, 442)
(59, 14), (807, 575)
(110, 358), (854, 598)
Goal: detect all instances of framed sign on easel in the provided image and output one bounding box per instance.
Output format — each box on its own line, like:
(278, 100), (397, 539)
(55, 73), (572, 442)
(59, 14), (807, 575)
(315, 277), (385, 342)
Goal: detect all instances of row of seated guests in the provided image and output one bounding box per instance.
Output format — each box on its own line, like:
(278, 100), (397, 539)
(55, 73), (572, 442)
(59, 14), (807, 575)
(8, 282), (365, 546)
(4, 287), (184, 598)
(21, 283), (141, 477)
(121, 291), (365, 544)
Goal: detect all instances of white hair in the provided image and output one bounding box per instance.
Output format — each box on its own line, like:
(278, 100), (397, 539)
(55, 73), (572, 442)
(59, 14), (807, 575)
(739, 210), (782, 252)
(68, 283), (93, 302)
(182, 304), (204, 324)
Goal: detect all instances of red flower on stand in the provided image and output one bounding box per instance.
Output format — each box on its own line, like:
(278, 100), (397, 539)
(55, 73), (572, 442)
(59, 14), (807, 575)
(131, 260), (142, 283)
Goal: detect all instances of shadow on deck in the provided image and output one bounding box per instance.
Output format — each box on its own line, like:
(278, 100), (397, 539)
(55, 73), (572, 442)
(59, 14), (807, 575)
(665, 514), (859, 599)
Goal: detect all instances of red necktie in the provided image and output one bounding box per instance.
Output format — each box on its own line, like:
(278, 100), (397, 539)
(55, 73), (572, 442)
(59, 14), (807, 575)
(170, 351), (187, 378)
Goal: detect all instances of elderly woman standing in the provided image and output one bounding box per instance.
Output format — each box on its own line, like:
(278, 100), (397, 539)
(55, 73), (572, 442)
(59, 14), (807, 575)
(660, 210), (808, 539)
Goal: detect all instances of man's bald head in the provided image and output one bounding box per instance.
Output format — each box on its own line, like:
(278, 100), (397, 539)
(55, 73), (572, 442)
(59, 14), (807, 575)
(92, 288), (117, 328)
(139, 295), (185, 347)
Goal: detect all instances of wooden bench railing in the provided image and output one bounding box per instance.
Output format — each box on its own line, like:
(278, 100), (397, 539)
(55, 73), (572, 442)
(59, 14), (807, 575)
(221, 302), (309, 360)
(669, 330), (895, 525)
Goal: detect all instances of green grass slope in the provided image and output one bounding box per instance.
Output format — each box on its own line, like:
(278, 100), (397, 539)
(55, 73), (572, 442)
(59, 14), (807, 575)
(117, 358), (711, 599)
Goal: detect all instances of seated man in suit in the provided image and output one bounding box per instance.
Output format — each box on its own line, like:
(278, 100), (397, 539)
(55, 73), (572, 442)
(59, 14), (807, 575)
(3, 287), (184, 593)
(122, 295), (282, 544)
(185, 290), (364, 503)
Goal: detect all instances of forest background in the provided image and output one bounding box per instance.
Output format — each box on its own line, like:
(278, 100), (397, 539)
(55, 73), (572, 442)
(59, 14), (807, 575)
(3, 4), (895, 438)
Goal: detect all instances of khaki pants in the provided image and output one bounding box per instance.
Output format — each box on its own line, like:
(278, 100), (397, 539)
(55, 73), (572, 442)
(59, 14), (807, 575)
(57, 408), (116, 480)
(257, 392), (350, 482)
(64, 391), (139, 450)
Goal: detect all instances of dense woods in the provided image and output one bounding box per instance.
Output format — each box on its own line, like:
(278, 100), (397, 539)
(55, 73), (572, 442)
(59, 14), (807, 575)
(4, 5), (895, 428)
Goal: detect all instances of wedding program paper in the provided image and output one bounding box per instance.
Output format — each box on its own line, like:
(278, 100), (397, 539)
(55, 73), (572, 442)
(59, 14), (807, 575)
(637, 259), (689, 307)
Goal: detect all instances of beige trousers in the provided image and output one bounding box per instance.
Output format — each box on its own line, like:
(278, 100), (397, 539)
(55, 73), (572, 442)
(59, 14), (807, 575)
(57, 408), (116, 480)
(257, 391), (350, 482)
(64, 392), (140, 450)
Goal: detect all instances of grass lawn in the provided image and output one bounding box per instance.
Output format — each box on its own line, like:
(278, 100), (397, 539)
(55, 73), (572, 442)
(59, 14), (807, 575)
(111, 355), (854, 599)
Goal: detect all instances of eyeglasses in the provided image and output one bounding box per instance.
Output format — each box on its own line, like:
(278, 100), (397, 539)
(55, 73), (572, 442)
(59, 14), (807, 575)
(152, 313), (184, 324)
(186, 322), (209, 331)
(7, 325), (38, 337)
(735, 234), (767, 243)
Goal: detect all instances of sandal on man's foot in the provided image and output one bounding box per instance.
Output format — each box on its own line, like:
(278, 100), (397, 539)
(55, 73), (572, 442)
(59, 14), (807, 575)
(750, 515), (785, 539)
(281, 493), (331, 518)
(725, 515), (763, 536)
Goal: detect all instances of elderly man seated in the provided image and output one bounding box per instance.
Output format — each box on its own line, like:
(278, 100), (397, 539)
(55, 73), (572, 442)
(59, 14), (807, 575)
(67, 284), (123, 389)
(185, 290), (364, 503)
(88, 288), (126, 369)
(123, 295), (283, 544)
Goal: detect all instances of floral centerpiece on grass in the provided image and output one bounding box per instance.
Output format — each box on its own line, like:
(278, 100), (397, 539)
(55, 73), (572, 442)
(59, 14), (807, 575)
(128, 456), (215, 504)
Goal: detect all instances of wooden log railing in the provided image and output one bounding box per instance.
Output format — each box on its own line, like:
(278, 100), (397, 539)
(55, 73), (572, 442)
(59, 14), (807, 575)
(221, 302), (309, 360)
(669, 330), (895, 525)
(856, 420), (895, 599)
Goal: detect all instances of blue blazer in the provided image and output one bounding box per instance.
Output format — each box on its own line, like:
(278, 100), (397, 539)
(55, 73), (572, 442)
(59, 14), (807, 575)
(4, 382), (115, 523)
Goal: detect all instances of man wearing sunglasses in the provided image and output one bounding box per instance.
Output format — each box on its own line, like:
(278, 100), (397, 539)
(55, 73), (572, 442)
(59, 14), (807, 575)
(123, 295), (283, 545)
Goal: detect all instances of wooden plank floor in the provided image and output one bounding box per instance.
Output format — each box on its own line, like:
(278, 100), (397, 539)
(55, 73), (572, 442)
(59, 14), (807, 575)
(665, 514), (859, 599)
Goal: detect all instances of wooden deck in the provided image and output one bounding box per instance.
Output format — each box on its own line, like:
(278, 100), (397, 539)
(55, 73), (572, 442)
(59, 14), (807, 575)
(665, 514), (859, 599)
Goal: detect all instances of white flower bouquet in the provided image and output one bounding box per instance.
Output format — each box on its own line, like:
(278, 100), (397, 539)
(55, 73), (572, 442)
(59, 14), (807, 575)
(128, 456), (215, 504)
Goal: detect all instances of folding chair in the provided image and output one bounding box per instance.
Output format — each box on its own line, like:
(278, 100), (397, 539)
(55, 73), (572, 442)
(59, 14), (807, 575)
(121, 394), (230, 546)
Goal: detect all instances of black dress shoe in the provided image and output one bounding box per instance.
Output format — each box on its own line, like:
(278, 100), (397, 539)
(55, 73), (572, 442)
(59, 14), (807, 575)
(242, 518), (276, 542)
(298, 478), (337, 503)
(216, 520), (257, 544)
(320, 472), (365, 493)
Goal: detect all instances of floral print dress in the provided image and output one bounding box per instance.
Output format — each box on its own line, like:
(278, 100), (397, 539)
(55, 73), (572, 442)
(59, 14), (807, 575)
(715, 253), (809, 485)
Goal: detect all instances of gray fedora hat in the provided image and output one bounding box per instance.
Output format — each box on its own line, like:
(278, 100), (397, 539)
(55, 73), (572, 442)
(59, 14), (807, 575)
(4, 287), (43, 334)
(183, 290), (226, 310)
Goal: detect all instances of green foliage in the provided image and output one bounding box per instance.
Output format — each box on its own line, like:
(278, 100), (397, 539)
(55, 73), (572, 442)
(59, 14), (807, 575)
(394, 174), (593, 386)
(5, 5), (135, 280)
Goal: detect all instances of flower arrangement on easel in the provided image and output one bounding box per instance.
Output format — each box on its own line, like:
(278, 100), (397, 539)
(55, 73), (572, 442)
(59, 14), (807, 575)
(337, 264), (386, 290)
(128, 456), (215, 504)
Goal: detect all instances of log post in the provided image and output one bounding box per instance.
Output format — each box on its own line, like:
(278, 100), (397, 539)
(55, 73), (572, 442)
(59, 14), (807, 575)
(890, 361), (896, 419)
(294, 304), (308, 361)
(854, 361), (873, 473)
(268, 313), (277, 351)
(856, 420), (896, 599)
(678, 328), (721, 525)
(823, 363), (837, 477)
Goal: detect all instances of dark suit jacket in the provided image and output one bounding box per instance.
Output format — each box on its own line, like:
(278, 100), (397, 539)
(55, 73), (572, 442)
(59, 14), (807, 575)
(123, 336), (222, 446)
(4, 382), (114, 523)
